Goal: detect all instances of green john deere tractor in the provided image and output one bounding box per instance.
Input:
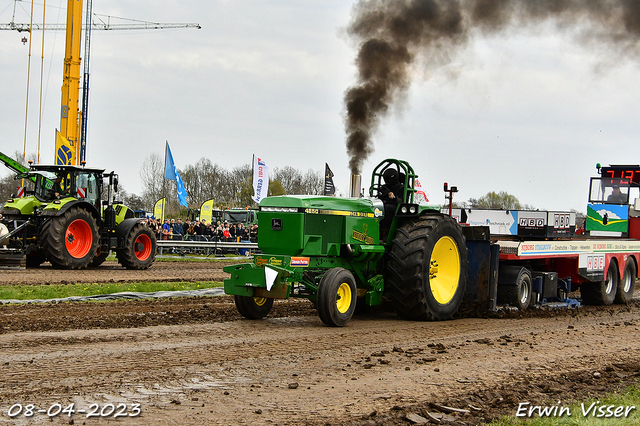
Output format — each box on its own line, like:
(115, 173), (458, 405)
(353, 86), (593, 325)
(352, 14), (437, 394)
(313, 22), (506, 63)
(0, 163), (156, 269)
(224, 159), (468, 326)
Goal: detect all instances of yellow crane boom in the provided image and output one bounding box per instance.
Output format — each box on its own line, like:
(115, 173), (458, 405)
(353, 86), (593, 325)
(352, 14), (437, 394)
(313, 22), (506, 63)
(57, 0), (83, 166)
(2, 2), (200, 166)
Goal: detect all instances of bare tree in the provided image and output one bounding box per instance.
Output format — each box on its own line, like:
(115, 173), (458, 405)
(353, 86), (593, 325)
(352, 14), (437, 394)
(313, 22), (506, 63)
(0, 174), (18, 202)
(301, 168), (324, 195)
(139, 152), (165, 210)
(226, 164), (253, 207)
(181, 158), (227, 208)
(273, 166), (302, 194)
(273, 166), (323, 195)
(137, 155), (327, 213)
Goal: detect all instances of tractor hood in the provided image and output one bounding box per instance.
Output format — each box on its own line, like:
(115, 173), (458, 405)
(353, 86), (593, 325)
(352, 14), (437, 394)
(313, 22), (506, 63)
(257, 195), (385, 257)
(260, 195), (384, 218)
(1, 195), (46, 216)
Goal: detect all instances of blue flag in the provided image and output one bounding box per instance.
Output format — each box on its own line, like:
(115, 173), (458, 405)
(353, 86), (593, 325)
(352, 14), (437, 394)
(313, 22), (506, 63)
(165, 141), (188, 207)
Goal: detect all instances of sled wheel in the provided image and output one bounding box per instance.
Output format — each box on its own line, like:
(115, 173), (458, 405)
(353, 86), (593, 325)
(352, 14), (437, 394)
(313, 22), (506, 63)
(41, 206), (98, 269)
(317, 268), (357, 327)
(116, 223), (157, 270)
(234, 295), (274, 319)
(385, 213), (467, 320)
(615, 259), (636, 304)
(582, 261), (618, 305)
(497, 266), (533, 310)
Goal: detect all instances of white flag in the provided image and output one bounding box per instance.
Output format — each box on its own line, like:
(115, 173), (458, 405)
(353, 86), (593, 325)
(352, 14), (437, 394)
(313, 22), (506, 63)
(252, 155), (270, 203)
(414, 178), (429, 203)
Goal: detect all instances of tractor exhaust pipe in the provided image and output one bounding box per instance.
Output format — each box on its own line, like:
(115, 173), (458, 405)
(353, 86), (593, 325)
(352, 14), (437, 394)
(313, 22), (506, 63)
(349, 174), (361, 198)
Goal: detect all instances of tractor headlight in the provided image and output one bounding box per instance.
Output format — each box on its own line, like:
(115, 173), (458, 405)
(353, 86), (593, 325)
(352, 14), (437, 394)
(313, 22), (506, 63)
(261, 207), (298, 213)
(396, 203), (420, 217)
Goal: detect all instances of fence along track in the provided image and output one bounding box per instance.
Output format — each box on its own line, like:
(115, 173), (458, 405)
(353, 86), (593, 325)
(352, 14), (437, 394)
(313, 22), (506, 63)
(156, 239), (259, 256)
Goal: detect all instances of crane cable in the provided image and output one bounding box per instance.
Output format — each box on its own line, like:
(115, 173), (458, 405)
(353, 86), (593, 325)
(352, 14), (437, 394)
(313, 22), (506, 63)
(36, 0), (46, 165)
(20, 0), (50, 167)
(21, 0), (35, 170)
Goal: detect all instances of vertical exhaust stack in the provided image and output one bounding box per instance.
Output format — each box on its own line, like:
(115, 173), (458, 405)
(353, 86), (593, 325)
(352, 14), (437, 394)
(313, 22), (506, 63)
(349, 174), (361, 198)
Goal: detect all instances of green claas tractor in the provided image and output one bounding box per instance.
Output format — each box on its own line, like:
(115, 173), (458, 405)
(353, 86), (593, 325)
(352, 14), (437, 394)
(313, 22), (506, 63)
(224, 159), (468, 326)
(0, 163), (156, 269)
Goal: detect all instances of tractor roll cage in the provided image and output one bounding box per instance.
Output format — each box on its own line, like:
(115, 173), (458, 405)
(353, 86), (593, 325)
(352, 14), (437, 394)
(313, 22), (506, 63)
(369, 159), (418, 205)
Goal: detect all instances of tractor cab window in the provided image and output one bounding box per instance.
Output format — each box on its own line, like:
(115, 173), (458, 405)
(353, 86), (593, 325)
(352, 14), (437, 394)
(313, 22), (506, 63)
(75, 172), (100, 207)
(589, 178), (637, 205)
(29, 171), (57, 201)
(53, 173), (72, 198)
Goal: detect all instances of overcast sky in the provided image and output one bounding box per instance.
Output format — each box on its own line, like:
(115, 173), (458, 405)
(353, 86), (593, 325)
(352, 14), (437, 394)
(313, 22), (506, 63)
(2, 0), (640, 213)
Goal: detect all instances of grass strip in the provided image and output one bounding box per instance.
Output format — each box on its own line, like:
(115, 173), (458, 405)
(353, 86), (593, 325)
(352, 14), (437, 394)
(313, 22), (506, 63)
(0, 281), (223, 301)
(487, 385), (640, 425)
(102, 254), (249, 263)
(154, 255), (248, 262)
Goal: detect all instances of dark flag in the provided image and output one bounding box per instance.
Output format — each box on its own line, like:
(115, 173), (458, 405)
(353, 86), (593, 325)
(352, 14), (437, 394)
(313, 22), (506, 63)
(324, 163), (335, 196)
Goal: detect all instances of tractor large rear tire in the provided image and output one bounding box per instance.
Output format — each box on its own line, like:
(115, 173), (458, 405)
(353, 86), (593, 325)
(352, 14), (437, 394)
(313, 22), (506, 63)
(40, 207), (99, 269)
(385, 213), (468, 321)
(116, 223), (156, 270)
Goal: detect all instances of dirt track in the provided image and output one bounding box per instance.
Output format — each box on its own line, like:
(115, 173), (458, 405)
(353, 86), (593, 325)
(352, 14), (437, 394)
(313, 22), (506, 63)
(0, 259), (236, 286)
(1, 260), (639, 425)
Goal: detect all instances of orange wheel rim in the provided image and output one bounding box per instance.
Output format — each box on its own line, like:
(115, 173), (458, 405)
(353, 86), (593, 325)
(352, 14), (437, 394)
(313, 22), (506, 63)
(134, 234), (152, 260)
(66, 219), (93, 258)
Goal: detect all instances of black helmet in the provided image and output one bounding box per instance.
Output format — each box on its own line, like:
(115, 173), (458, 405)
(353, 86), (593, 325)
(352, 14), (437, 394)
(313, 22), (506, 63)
(382, 168), (398, 185)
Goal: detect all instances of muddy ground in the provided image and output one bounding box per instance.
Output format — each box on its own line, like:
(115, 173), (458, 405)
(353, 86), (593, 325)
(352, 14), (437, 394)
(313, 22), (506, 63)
(0, 260), (639, 425)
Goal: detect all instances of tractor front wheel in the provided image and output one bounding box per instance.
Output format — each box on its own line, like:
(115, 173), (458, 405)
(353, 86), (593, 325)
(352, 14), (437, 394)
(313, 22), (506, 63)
(317, 268), (357, 327)
(235, 296), (274, 319)
(116, 223), (157, 270)
(41, 207), (98, 269)
(385, 213), (468, 321)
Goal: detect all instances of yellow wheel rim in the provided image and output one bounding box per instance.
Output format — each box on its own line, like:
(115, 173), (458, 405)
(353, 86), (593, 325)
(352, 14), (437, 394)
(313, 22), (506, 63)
(429, 236), (460, 305)
(336, 282), (352, 314)
(253, 297), (268, 307)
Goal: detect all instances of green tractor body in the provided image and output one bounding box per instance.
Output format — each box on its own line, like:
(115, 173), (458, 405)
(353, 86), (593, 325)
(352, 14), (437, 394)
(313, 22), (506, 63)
(224, 159), (469, 326)
(0, 164), (156, 270)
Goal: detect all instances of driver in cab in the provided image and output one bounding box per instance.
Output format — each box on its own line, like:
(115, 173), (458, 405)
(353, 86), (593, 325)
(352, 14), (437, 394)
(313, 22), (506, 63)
(607, 185), (627, 204)
(52, 175), (70, 199)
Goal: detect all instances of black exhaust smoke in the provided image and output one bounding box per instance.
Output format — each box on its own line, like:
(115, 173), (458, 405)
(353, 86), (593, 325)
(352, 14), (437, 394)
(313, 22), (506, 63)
(344, 0), (640, 174)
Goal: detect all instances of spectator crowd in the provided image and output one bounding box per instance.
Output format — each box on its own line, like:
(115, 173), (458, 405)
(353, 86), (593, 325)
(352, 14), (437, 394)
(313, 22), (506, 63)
(145, 217), (258, 243)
